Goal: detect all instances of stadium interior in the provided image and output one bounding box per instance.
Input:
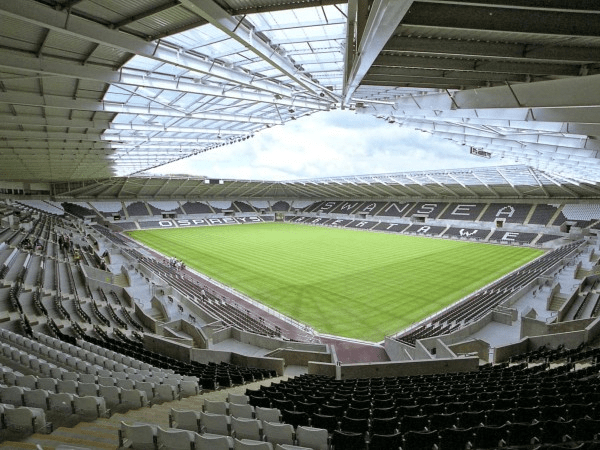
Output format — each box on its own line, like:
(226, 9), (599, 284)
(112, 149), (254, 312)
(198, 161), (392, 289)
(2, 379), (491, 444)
(1, 1), (600, 449)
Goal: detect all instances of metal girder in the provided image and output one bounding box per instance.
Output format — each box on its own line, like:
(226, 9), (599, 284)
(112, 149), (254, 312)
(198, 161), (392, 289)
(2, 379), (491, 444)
(381, 74), (600, 111)
(371, 54), (582, 77)
(108, 124), (252, 135)
(179, 0), (333, 101)
(0, 51), (331, 110)
(388, 112), (600, 140)
(0, 92), (281, 124)
(396, 119), (600, 153)
(0, 114), (112, 129)
(385, 35), (600, 64)
(403, 2), (600, 37)
(343, 0), (414, 106)
(363, 67), (536, 84)
(0, 0), (299, 97)
(112, 0), (182, 30)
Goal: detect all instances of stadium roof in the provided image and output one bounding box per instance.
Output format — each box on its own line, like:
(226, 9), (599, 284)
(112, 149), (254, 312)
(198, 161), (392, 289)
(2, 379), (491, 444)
(1, 1), (600, 185)
(50, 165), (600, 200)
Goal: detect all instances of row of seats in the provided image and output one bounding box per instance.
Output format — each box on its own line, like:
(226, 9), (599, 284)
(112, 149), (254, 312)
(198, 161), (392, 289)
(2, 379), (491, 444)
(0, 403), (51, 434)
(120, 420), (320, 450)
(0, 385), (108, 419)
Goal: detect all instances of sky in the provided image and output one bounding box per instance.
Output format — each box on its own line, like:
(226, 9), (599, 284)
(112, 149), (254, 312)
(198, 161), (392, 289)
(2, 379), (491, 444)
(149, 109), (501, 181)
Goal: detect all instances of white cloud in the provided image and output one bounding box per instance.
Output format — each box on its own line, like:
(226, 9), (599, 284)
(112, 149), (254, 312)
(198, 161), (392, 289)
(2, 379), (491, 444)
(149, 110), (500, 180)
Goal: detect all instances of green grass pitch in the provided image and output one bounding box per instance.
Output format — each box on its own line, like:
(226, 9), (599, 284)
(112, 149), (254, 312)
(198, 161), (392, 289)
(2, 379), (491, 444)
(127, 222), (543, 342)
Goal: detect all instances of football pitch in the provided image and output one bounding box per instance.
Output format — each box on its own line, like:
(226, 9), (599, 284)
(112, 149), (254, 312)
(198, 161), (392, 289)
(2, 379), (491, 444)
(127, 222), (543, 342)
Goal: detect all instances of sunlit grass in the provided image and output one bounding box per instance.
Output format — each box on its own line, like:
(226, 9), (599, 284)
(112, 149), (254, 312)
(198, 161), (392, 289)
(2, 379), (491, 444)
(128, 223), (543, 341)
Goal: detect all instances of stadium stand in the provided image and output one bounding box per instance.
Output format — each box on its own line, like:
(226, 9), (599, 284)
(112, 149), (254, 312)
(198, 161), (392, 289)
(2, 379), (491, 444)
(376, 202), (415, 218)
(407, 202), (449, 219)
(234, 201), (257, 213)
(439, 203), (487, 221)
(125, 201), (150, 217)
(147, 201), (185, 216)
(180, 201), (214, 215)
(479, 204), (534, 224)
(529, 204), (562, 226)
(1, 197), (600, 448)
(443, 227), (491, 240)
(488, 230), (540, 245)
(270, 201), (291, 212)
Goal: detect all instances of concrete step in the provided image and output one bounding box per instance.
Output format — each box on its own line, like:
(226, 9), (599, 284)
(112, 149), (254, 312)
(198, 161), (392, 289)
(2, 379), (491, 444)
(22, 431), (117, 450)
(51, 425), (118, 445)
(0, 442), (40, 449)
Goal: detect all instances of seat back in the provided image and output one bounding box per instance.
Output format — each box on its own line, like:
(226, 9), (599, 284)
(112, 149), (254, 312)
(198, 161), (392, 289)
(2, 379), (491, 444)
(195, 432), (233, 450)
(233, 438), (273, 450)
(296, 425), (328, 450)
(263, 421), (294, 446)
(228, 393), (250, 405)
(171, 408), (200, 432)
(231, 416), (262, 441)
(23, 389), (49, 410)
(200, 411), (230, 435)
(256, 406), (281, 425)
(119, 421), (156, 450)
(157, 426), (194, 450)
(230, 403), (255, 419)
(49, 392), (74, 414)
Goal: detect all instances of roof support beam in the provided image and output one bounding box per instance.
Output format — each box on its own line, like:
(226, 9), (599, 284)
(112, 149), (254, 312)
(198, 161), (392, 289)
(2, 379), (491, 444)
(371, 54), (582, 77)
(402, 2), (600, 37)
(112, 0), (182, 29)
(0, 50), (330, 110)
(383, 74), (600, 111)
(385, 35), (600, 64)
(343, 0), (413, 106)
(179, 0), (333, 100)
(0, 0), (298, 97)
(0, 92), (281, 125)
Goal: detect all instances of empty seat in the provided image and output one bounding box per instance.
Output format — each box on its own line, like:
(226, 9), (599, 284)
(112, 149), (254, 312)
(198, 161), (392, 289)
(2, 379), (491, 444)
(296, 425), (329, 450)
(1, 385), (25, 406)
(155, 384), (177, 403)
(230, 403), (255, 419)
(231, 416), (262, 441)
(281, 410), (309, 429)
(119, 421), (157, 450)
(99, 385), (121, 409)
(256, 406), (281, 425)
(263, 421), (294, 446)
(200, 411), (230, 436)
(369, 432), (403, 450)
(15, 374), (37, 390)
(78, 382), (99, 397)
(403, 429), (440, 450)
(121, 389), (148, 409)
(57, 379), (78, 395)
(170, 409), (200, 432)
(49, 392), (74, 415)
(473, 424), (509, 449)
(228, 393), (250, 405)
(156, 426), (195, 450)
(233, 438), (273, 450)
(23, 389), (49, 410)
(195, 432), (234, 450)
(4, 406), (50, 434)
(331, 429), (366, 450)
(179, 380), (200, 398)
(74, 395), (107, 419)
